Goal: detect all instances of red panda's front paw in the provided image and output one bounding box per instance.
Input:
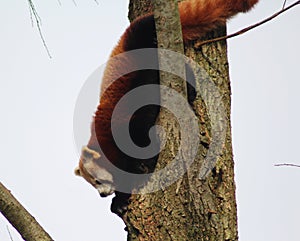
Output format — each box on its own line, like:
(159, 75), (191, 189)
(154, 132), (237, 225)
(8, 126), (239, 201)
(111, 193), (131, 217)
(111, 201), (128, 217)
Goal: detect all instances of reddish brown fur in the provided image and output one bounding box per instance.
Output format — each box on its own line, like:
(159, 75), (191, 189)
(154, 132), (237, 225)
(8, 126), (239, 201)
(79, 0), (259, 188)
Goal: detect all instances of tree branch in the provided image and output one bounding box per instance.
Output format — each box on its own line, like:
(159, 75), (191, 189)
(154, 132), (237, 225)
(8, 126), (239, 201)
(195, 0), (300, 48)
(0, 182), (53, 241)
(275, 163), (300, 168)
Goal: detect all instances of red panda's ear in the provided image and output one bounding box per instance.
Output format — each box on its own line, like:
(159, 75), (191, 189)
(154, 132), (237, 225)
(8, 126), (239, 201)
(81, 146), (101, 164)
(74, 167), (81, 176)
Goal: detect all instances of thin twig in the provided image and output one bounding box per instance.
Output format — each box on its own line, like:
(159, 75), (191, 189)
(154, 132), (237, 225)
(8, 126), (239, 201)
(27, 1), (41, 24)
(72, 0), (78, 7)
(195, 0), (300, 48)
(28, 2), (34, 27)
(27, 0), (52, 58)
(6, 226), (14, 241)
(282, 0), (288, 9)
(275, 163), (300, 168)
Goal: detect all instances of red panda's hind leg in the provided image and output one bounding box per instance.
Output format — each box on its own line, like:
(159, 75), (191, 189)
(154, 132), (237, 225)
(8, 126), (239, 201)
(234, 0), (259, 12)
(111, 192), (131, 217)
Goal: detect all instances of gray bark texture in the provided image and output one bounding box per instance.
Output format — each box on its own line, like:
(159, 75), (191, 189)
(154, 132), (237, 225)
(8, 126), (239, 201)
(124, 0), (238, 240)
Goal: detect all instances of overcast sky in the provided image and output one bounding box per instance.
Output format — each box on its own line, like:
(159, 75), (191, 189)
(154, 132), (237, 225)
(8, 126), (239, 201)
(0, 1), (299, 241)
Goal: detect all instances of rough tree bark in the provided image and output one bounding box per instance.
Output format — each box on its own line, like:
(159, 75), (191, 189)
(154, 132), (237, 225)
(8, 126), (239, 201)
(123, 0), (238, 240)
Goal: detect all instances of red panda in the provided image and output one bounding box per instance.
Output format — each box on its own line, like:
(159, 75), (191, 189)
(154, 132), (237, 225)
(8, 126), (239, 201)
(75, 0), (258, 215)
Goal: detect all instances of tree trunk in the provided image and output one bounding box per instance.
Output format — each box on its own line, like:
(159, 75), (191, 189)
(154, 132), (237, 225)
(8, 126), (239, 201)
(124, 1), (238, 240)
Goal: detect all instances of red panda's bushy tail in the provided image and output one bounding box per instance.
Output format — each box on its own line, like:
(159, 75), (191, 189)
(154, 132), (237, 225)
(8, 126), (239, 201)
(179, 0), (259, 42)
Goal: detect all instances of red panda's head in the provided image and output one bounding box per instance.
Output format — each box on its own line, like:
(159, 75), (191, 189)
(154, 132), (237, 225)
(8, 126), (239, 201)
(75, 146), (115, 197)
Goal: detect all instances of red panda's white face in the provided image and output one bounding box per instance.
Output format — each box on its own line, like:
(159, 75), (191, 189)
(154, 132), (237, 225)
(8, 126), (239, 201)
(75, 146), (115, 197)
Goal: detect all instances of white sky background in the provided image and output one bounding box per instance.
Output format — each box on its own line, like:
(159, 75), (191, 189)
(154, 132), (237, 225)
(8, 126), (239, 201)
(0, 0), (299, 240)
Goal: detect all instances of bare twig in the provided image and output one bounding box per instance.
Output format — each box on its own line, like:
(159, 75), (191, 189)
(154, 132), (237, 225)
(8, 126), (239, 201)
(282, 0), (288, 9)
(28, 2), (34, 27)
(6, 226), (14, 241)
(275, 163), (300, 168)
(72, 0), (78, 7)
(195, 0), (300, 48)
(27, 0), (52, 58)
